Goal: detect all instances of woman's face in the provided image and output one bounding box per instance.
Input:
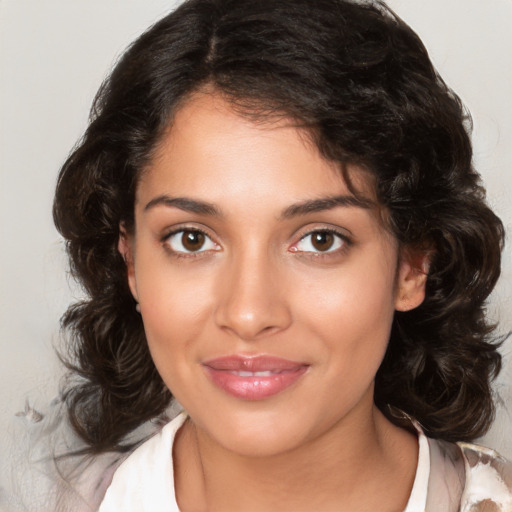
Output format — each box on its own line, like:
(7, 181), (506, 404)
(121, 92), (425, 457)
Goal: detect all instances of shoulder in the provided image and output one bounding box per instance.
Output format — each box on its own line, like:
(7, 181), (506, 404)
(2, 396), (125, 512)
(426, 436), (512, 511)
(457, 441), (512, 511)
(98, 412), (186, 512)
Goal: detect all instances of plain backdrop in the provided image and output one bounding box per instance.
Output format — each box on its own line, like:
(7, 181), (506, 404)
(1, 0), (511, 463)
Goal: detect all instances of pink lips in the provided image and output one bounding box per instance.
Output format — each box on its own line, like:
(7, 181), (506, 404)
(202, 355), (309, 400)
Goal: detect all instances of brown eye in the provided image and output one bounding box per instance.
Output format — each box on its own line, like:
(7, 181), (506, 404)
(182, 230), (205, 251)
(294, 230), (346, 254)
(311, 232), (334, 252)
(165, 229), (219, 254)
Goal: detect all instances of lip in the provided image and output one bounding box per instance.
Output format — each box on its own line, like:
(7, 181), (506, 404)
(202, 355), (309, 400)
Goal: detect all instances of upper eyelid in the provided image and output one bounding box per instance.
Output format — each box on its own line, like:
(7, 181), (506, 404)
(161, 224), (216, 241)
(294, 225), (352, 242)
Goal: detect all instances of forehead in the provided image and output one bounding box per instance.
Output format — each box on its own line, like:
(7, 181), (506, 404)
(138, 92), (377, 209)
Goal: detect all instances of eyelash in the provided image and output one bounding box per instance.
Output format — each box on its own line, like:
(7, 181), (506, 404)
(291, 228), (352, 258)
(161, 227), (220, 258)
(160, 227), (352, 259)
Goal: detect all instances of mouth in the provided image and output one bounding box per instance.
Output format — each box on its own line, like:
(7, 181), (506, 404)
(202, 355), (309, 400)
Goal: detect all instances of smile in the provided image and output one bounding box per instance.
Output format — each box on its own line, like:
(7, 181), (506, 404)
(230, 370), (280, 377)
(202, 355), (309, 400)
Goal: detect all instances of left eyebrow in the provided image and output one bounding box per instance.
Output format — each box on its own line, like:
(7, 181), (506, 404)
(280, 195), (374, 219)
(144, 195), (221, 216)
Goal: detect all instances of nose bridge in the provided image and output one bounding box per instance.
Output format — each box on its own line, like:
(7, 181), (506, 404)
(214, 242), (290, 340)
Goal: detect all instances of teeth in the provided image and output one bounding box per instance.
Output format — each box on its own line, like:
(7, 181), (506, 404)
(235, 370), (275, 377)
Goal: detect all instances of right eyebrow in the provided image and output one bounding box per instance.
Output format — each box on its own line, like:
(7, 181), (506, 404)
(280, 195), (374, 219)
(144, 195), (221, 216)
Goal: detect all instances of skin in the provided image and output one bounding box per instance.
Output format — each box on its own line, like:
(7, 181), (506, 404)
(119, 91), (428, 511)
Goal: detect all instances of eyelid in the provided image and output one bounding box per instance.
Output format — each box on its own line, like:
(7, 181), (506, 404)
(289, 226), (353, 255)
(161, 225), (221, 255)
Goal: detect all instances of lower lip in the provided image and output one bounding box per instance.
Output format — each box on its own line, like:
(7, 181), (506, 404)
(203, 366), (309, 400)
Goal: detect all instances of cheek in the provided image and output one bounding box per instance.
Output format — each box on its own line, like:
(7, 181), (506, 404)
(292, 257), (397, 365)
(134, 259), (216, 375)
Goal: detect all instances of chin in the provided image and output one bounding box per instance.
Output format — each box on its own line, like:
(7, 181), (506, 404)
(190, 404), (321, 458)
(218, 425), (306, 458)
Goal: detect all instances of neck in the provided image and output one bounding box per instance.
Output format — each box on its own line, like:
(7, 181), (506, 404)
(173, 401), (417, 512)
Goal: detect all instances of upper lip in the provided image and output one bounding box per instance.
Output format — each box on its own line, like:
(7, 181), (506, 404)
(202, 355), (308, 372)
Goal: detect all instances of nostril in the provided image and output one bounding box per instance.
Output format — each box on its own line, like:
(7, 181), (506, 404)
(214, 299), (292, 341)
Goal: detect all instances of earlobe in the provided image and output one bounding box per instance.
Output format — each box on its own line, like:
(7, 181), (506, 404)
(395, 251), (429, 312)
(118, 225), (139, 302)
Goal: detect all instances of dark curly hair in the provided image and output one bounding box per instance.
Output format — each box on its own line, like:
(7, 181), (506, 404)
(53, 0), (504, 453)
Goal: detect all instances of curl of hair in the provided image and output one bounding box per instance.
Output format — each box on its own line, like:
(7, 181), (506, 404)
(53, 0), (504, 452)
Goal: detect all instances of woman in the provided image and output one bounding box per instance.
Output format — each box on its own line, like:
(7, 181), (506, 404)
(52, 0), (512, 510)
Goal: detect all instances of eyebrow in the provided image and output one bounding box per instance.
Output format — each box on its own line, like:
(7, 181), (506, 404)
(280, 195), (374, 219)
(144, 193), (374, 218)
(144, 196), (221, 216)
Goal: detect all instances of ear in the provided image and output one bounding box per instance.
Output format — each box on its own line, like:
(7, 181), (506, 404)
(394, 249), (429, 312)
(118, 224), (139, 302)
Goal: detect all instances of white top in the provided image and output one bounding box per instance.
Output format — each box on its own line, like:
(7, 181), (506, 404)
(99, 413), (512, 512)
(100, 414), (184, 512)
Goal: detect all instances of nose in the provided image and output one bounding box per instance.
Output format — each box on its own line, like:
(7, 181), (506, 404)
(214, 249), (292, 341)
